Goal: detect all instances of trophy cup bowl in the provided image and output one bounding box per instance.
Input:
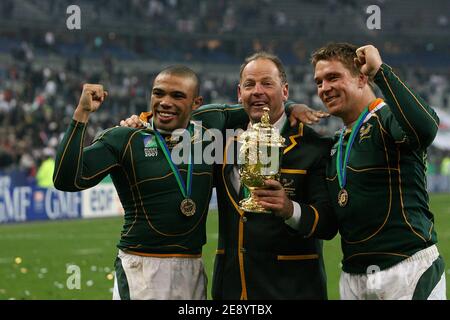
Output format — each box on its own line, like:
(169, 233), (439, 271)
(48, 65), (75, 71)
(238, 107), (285, 213)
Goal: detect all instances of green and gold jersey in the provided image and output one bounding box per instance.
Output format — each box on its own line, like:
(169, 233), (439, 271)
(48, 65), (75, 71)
(326, 64), (440, 274)
(54, 104), (247, 255)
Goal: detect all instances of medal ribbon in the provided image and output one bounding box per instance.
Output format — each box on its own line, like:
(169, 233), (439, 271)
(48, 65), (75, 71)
(336, 98), (384, 189)
(153, 120), (193, 200)
(336, 107), (369, 190)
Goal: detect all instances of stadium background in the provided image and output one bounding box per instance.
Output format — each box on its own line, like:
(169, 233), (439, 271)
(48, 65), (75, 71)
(0, 0), (449, 299)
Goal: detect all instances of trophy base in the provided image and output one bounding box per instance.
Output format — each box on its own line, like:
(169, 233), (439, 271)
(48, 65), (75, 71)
(239, 197), (271, 214)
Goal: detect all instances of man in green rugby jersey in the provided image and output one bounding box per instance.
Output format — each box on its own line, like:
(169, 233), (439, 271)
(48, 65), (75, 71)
(311, 43), (446, 299)
(53, 65), (250, 300)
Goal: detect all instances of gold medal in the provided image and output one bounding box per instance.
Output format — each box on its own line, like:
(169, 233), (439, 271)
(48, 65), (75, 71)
(180, 198), (196, 217)
(338, 188), (348, 207)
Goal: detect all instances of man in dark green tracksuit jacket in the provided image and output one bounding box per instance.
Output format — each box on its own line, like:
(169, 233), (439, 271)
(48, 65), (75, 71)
(312, 43), (446, 299)
(211, 52), (338, 300)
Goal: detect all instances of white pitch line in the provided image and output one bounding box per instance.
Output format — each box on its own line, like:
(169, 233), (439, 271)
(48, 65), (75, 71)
(73, 248), (103, 255)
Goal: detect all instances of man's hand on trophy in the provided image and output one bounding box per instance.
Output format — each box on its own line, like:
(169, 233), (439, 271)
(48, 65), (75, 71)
(252, 179), (294, 219)
(120, 114), (144, 128)
(288, 104), (329, 127)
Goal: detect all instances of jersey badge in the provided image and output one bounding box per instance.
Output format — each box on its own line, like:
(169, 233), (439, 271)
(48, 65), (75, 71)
(359, 123), (373, 143)
(141, 132), (158, 157)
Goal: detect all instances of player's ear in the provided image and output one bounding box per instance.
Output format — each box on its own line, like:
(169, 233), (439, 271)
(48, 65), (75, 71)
(358, 73), (369, 88)
(192, 96), (203, 110)
(237, 84), (242, 104)
(282, 82), (289, 102)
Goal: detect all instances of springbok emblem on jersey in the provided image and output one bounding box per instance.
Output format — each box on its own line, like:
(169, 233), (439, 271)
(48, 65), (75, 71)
(359, 123), (373, 143)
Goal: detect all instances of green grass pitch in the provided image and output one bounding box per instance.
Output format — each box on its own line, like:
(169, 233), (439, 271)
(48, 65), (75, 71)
(0, 194), (449, 300)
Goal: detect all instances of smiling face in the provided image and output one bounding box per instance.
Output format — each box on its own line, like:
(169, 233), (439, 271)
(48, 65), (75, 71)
(314, 59), (366, 123)
(150, 73), (201, 132)
(238, 58), (288, 124)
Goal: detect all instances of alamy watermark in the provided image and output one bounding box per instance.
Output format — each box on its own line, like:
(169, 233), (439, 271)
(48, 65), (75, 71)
(66, 264), (81, 290)
(158, 124), (283, 175)
(66, 5), (81, 30)
(366, 264), (382, 291)
(366, 5), (381, 30)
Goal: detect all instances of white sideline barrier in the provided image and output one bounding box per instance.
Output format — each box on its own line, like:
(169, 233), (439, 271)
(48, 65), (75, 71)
(81, 183), (124, 218)
(1, 173), (218, 223)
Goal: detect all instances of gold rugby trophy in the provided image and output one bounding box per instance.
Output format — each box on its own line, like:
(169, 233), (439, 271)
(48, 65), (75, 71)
(238, 107), (285, 213)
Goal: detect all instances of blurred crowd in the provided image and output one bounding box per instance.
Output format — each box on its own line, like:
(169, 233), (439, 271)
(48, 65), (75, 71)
(1, 41), (450, 181)
(1, 0), (450, 189)
(13, 0), (449, 35)
(0, 45), (239, 176)
(2, 0), (449, 65)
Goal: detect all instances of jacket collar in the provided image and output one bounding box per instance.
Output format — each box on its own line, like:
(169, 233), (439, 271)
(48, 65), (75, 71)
(282, 122), (304, 155)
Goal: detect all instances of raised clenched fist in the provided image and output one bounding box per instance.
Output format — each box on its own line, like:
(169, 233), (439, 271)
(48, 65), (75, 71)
(77, 84), (108, 113)
(354, 45), (383, 79)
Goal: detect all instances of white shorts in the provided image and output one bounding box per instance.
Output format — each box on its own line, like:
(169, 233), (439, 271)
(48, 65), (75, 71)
(339, 245), (446, 300)
(113, 250), (207, 300)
